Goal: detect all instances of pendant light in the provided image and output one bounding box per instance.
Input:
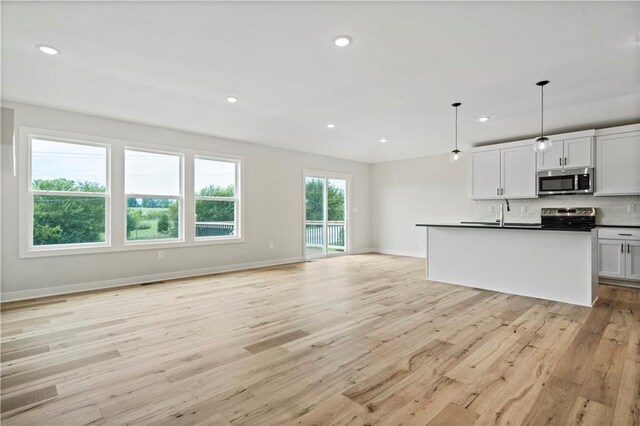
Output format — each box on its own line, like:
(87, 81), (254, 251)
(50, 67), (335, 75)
(533, 80), (552, 153)
(449, 102), (462, 163)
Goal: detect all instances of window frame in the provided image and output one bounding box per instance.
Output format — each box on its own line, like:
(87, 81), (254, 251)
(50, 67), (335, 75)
(19, 127), (245, 258)
(193, 155), (242, 242)
(124, 147), (185, 246)
(27, 134), (111, 253)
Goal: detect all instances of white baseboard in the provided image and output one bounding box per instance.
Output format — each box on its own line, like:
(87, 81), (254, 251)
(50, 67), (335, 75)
(1, 256), (303, 302)
(350, 247), (375, 254)
(371, 248), (425, 258)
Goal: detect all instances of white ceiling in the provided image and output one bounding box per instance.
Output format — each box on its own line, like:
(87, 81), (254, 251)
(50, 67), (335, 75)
(2, 1), (639, 163)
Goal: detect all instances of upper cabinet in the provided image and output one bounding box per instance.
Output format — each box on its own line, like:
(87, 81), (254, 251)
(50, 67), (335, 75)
(595, 124), (640, 196)
(501, 145), (537, 198)
(537, 130), (595, 171)
(470, 141), (537, 200)
(470, 150), (501, 199)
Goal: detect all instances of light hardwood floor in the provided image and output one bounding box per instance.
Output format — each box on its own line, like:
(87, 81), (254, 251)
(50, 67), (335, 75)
(1, 254), (639, 425)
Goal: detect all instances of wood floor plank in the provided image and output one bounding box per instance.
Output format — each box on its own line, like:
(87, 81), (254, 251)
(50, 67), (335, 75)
(1, 385), (57, 413)
(522, 376), (580, 425)
(0, 254), (637, 425)
(1, 345), (50, 363)
(612, 358), (640, 426)
(1, 350), (121, 390)
(566, 396), (613, 425)
(243, 329), (309, 354)
(427, 402), (479, 426)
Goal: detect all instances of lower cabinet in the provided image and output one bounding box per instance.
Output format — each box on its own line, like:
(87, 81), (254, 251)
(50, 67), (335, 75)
(628, 241), (640, 280)
(598, 240), (626, 278)
(598, 230), (640, 281)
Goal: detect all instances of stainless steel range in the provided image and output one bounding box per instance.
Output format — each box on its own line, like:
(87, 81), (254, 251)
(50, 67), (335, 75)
(540, 207), (596, 231)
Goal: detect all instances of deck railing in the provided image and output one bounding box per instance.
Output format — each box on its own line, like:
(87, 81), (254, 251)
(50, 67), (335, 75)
(305, 220), (345, 247)
(196, 221), (234, 237)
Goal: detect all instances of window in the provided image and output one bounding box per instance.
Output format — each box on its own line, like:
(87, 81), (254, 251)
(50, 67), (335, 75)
(30, 138), (109, 248)
(194, 157), (239, 239)
(125, 149), (182, 242)
(22, 127), (244, 257)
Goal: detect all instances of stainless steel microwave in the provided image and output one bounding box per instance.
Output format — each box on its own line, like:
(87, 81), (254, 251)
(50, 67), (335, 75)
(538, 167), (594, 195)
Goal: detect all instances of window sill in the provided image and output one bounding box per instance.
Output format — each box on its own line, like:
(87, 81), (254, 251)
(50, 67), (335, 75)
(20, 236), (245, 258)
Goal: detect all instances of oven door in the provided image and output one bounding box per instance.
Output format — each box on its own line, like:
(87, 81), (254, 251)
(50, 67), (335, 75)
(538, 168), (593, 195)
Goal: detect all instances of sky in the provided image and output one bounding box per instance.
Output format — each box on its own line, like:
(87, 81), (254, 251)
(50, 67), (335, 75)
(32, 139), (236, 195)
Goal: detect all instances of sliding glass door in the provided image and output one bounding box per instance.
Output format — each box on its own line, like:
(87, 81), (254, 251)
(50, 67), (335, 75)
(304, 171), (349, 259)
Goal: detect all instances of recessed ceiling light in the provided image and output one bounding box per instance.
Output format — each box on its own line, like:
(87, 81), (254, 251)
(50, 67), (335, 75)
(333, 36), (352, 47)
(478, 116), (490, 122)
(380, 138), (387, 143)
(326, 123), (336, 129)
(226, 96), (238, 103)
(36, 44), (59, 55)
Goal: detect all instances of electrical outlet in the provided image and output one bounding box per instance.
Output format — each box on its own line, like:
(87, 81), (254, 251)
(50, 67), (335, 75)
(629, 204), (637, 213)
(157, 251), (164, 260)
(521, 206), (527, 213)
(488, 206), (494, 213)
(269, 242), (274, 249)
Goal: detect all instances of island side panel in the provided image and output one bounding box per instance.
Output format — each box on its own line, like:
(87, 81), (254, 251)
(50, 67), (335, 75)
(426, 227), (594, 306)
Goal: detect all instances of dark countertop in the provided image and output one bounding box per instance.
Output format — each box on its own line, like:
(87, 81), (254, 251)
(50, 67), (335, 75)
(416, 222), (640, 231)
(415, 223), (593, 232)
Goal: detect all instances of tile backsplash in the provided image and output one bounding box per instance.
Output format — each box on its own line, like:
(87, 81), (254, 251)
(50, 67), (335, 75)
(474, 195), (640, 225)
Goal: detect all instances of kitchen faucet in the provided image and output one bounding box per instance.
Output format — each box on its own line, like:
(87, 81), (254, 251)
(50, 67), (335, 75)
(499, 199), (510, 227)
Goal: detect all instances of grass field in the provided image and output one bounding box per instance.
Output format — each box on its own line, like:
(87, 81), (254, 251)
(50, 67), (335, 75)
(127, 207), (178, 241)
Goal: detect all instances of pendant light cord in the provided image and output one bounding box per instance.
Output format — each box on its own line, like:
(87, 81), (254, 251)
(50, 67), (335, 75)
(540, 84), (544, 138)
(455, 106), (458, 151)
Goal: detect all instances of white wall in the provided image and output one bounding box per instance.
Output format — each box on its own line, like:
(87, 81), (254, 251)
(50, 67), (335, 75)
(370, 154), (473, 257)
(0, 102), (371, 300)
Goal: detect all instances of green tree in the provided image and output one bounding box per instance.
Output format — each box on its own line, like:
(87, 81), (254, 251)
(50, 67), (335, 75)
(305, 180), (345, 221)
(32, 179), (106, 246)
(127, 209), (142, 238)
(157, 213), (170, 234)
(195, 185), (235, 222)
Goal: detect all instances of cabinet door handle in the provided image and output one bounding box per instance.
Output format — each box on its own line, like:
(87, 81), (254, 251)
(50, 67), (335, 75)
(497, 188), (499, 196)
(559, 157), (562, 166)
(621, 243), (624, 253)
(564, 157), (567, 166)
(619, 233), (633, 236)
(628, 244), (631, 254)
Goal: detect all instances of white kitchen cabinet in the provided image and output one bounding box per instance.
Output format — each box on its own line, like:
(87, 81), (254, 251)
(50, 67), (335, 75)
(470, 150), (501, 199)
(598, 240), (626, 278)
(598, 227), (640, 281)
(564, 137), (593, 168)
(595, 129), (640, 196)
(537, 142), (564, 170)
(470, 141), (537, 200)
(537, 135), (593, 171)
(501, 145), (537, 198)
(627, 241), (640, 281)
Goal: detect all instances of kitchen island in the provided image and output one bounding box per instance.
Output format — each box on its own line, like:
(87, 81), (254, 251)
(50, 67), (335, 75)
(416, 223), (598, 306)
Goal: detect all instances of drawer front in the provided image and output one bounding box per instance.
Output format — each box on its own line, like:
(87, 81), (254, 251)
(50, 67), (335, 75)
(598, 228), (640, 240)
